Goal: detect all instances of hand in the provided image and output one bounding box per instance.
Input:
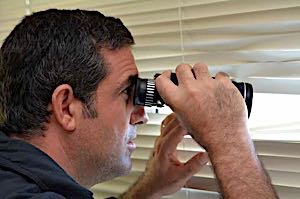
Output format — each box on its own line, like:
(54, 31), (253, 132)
(155, 63), (248, 150)
(155, 64), (279, 199)
(120, 113), (208, 199)
(143, 113), (208, 196)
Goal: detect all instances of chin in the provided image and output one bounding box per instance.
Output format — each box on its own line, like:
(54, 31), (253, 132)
(97, 159), (132, 183)
(116, 156), (132, 176)
(105, 147), (133, 178)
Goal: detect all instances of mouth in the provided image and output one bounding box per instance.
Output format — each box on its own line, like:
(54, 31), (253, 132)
(127, 134), (137, 151)
(127, 140), (136, 151)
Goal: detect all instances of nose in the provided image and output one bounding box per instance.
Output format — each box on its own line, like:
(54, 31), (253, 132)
(130, 106), (149, 125)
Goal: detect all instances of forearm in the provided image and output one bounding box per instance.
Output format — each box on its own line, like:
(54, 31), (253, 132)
(155, 64), (278, 198)
(206, 128), (278, 199)
(119, 174), (161, 199)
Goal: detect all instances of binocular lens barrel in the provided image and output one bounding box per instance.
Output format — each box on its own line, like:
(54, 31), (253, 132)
(134, 73), (253, 118)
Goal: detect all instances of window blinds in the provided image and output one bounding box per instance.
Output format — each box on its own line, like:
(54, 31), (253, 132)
(1, 0), (300, 198)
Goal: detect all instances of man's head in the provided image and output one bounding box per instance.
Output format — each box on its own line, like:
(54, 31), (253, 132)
(0, 9), (134, 134)
(0, 9), (148, 186)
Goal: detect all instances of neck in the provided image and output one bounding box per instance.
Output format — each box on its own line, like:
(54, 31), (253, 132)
(10, 128), (79, 185)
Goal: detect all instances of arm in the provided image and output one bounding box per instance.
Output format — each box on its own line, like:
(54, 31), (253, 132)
(207, 127), (277, 199)
(155, 63), (279, 199)
(120, 113), (208, 199)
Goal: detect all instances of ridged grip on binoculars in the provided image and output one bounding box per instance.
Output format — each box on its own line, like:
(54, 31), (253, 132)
(134, 73), (253, 118)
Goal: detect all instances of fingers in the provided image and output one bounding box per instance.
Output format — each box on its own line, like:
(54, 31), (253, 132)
(193, 63), (210, 80)
(160, 113), (178, 137)
(158, 123), (186, 156)
(161, 114), (186, 138)
(215, 71), (231, 82)
(156, 63), (212, 107)
(153, 113), (177, 157)
(175, 63), (211, 85)
(182, 152), (209, 179)
(175, 64), (194, 85)
(156, 114), (176, 150)
(155, 70), (177, 105)
(155, 114), (187, 158)
(215, 72), (234, 91)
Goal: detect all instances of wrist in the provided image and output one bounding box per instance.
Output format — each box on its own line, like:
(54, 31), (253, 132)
(205, 127), (256, 161)
(198, 124), (250, 151)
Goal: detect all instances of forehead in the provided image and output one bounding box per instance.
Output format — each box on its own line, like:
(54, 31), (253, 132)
(101, 47), (138, 75)
(99, 47), (138, 92)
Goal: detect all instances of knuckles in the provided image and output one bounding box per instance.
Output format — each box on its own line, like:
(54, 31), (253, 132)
(193, 63), (209, 73)
(155, 74), (164, 86)
(175, 63), (192, 74)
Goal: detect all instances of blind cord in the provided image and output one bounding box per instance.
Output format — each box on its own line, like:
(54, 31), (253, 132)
(25, 0), (31, 15)
(178, 0), (185, 63)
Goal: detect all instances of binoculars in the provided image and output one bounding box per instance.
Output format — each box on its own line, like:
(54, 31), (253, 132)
(133, 73), (253, 118)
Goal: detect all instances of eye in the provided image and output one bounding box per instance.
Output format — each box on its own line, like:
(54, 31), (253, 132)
(123, 85), (133, 96)
(122, 84), (134, 102)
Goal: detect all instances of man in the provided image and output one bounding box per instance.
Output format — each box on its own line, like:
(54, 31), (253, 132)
(0, 9), (278, 198)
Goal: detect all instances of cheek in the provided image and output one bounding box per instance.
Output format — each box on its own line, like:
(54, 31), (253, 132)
(110, 105), (133, 133)
(100, 119), (128, 147)
(96, 100), (133, 146)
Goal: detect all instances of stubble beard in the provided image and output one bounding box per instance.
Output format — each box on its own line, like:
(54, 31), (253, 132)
(92, 144), (132, 184)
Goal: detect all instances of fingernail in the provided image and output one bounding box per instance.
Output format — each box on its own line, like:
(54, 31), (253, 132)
(198, 152), (209, 164)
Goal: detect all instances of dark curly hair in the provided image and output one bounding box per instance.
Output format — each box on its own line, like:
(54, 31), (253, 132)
(0, 9), (134, 135)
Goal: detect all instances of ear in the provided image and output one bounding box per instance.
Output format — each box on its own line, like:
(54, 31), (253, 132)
(51, 84), (78, 132)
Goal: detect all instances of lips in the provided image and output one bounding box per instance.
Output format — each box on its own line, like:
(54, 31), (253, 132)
(127, 125), (137, 151)
(127, 140), (136, 151)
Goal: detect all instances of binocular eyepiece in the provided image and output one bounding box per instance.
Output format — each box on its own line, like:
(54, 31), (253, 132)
(133, 73), (253, 118)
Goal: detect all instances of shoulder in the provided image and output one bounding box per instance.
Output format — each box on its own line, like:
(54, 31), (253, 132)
(0, 167), (65, 199)
(4, 192), (66, 199)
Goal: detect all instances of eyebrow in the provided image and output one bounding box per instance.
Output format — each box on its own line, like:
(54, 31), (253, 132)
(116, 74), (138, 92)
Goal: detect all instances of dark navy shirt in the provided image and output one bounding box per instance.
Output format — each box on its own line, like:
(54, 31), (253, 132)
(0, 131), (94, 198)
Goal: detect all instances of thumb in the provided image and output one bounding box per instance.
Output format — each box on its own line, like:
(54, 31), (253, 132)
(182, 152), (209, 178)
(155, 70), (177, 105)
